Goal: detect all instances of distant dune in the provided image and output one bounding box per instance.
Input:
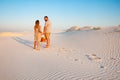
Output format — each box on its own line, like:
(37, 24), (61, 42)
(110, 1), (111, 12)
(66, 26), (80, 32)
(66, 26), (101, 32)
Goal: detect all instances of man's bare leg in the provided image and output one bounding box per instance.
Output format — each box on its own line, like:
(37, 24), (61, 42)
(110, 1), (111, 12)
(45, 38), (50, 48)
(45, 33), (50, 48)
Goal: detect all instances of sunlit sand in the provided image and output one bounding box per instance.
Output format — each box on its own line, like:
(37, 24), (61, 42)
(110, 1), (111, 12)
(0, 26), (120, 80)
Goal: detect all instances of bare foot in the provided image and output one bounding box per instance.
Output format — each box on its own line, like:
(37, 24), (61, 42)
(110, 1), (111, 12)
(36, 48), (40, 50)
(45, 45), (50, 48)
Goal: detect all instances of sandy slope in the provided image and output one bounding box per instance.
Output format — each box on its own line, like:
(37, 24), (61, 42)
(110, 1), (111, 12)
(0, 27), (120, 80)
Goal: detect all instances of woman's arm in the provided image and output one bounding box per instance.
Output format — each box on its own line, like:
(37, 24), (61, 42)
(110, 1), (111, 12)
(39, 26), (42, 33)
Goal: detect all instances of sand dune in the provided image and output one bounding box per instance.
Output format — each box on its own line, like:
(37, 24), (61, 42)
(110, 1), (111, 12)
(66, 26), (101, 32)
(0, 32), (23, 37)
(0, 26), (120, 80)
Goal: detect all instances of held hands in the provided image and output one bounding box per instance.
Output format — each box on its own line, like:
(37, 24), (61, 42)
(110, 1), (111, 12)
(43, 32), (45, 35)
(39, 31), (43, 34)
(40, 32), (45, 35)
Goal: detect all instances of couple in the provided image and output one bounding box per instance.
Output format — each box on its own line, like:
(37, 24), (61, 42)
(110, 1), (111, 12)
(34, 16), (52, 50)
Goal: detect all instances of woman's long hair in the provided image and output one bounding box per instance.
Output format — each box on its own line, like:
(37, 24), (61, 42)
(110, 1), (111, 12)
(35, 20), (39, 28)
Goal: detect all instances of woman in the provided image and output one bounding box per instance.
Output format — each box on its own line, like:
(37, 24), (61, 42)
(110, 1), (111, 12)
(34, 20), (42, 50)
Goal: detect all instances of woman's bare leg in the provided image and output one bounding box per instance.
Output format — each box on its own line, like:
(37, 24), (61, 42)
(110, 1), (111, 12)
(34, 41), (36, 49)
(36, 41), (40, 50)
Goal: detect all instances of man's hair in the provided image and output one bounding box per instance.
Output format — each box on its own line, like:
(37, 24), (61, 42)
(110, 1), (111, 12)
(44, 16), (48, 18)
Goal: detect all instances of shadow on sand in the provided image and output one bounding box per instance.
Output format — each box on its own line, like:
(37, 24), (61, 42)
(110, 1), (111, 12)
(12, 37), (33, 48)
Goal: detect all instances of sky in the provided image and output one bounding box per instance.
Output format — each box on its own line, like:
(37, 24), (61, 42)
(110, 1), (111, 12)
(0, 0), (120, 32)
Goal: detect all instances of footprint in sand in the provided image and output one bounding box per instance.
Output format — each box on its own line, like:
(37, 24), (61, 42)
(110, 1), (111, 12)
(59, 48), (73, 54)
(59, 48), (79, 53)
(74, 58), (79, 61)
(100, 65), (104, 68)
(74, 58), (83, 64)
(59, 48), (67, 53)
(110, 57), (116, 60)
(117, 70), (120, 73)
(86, 54), (102, 62)
(99, 64), (107, 69)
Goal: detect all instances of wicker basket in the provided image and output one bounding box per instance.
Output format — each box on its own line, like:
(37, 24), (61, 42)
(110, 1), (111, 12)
(41, 36), (46, 42)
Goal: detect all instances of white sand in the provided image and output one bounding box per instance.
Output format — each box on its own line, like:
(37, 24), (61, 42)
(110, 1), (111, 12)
(0, 26), (120, 80)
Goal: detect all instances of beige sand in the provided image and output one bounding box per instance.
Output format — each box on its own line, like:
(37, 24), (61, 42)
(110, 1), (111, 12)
(0, 26), (120, 80)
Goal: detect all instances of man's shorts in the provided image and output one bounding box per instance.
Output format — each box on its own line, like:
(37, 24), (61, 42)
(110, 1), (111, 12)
(45, 33), (51, 39)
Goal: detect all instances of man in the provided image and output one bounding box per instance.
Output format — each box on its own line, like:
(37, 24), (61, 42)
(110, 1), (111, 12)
(43, 16), (52, 48)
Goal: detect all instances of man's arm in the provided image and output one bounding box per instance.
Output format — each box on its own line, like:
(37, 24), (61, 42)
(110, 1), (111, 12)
(43, 22), (48, 33)
(43, 26), (47, 34)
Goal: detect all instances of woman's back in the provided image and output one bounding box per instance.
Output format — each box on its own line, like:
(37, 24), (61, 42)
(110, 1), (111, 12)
(34, 20), (42, 50)
(34, 25), (42, 42)
(34, 25), (40, 35)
